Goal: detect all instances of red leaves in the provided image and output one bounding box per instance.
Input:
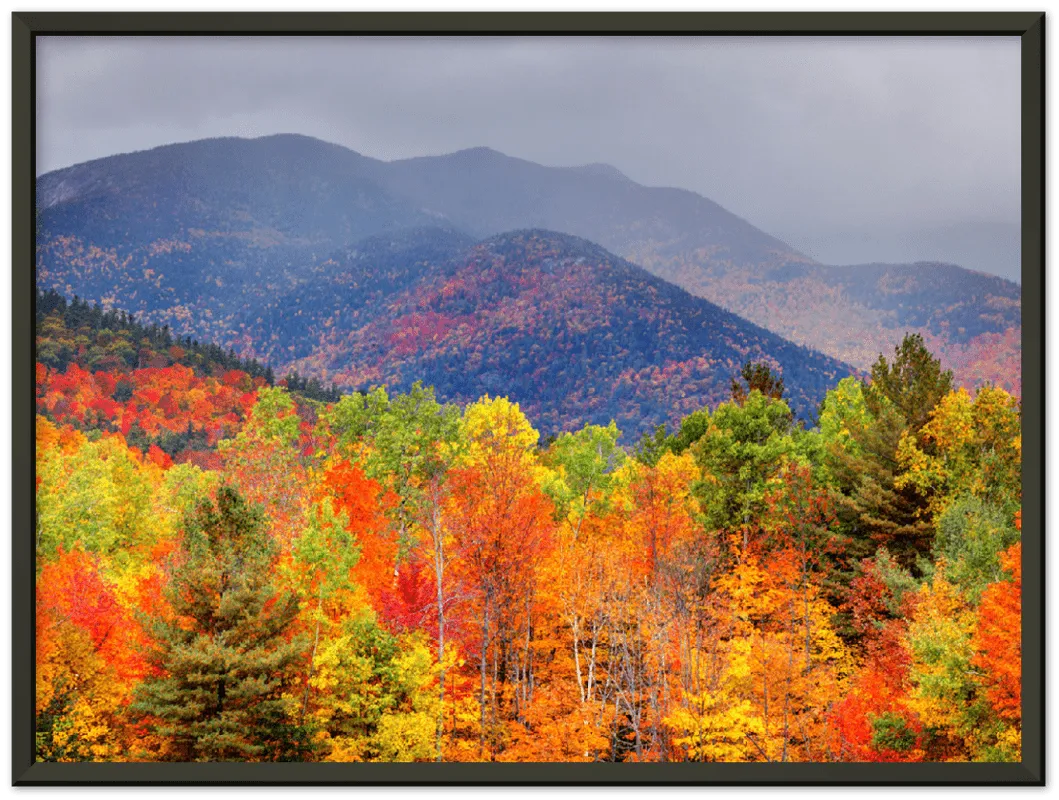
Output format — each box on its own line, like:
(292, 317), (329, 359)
(387, 311), (466, 357)
(37, 547), (149, 686)
(37, 361), (255, 460)
(847, 562), (891, 637)
(380, 556), (435, 635)
(145, 444), (173, 469)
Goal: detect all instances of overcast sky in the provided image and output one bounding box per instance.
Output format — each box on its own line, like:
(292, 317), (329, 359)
(36, 35), (1021, 274)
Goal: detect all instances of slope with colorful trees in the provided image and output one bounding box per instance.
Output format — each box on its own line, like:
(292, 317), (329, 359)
(35, 311), (1022, 762)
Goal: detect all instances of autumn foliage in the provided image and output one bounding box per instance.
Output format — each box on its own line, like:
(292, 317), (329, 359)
(35, 308), (1022, 764)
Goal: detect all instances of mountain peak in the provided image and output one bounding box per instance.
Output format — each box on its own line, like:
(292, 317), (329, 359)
(449, 146), (509, 159)
(572, 162), (630, 182)
(250, 132), (363, 156)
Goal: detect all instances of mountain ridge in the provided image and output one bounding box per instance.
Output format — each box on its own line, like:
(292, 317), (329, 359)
(35, 133), (1020, 400)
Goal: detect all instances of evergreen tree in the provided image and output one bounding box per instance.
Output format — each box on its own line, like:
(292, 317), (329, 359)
(133, 486), (309, 761)
(824, 398), (933, 570)
(730, 360), (785, 405)
(865, 333), (953, 435)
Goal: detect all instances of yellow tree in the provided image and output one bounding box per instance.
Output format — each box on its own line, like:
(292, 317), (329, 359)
(448, 396), (554, 759)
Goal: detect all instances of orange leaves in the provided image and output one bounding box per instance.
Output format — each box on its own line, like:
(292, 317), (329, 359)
(321, 459), (395, 615)
(972, 542), (1021, 722)
(448, 462), (554, 597)
(37, 361), (255, 458)
(626, 451), (700, 572)
(37, 547), (150, 691)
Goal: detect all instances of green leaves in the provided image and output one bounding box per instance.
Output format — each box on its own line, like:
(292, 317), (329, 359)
(544, 421), (625, 522)
(934, 498), (1019, 603)
(691, 390), (798, 532)
(866, 333), (953, 434)
(36, 429), (169, 566)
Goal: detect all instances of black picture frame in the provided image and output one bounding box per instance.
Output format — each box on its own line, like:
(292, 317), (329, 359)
(11, 10), (1045, 786)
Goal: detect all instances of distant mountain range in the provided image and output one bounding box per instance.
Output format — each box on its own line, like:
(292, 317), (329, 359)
(780, 220), (1021, 285)
(36, 134), (1022, 433)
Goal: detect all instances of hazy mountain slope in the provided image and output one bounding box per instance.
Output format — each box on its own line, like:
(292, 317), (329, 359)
(287, 230), (852, 438)
(234, 226), (477, 364)
(779, 220), (1021, 284)
(36, 134), (1020, 393)
(628, 246), (1022, 391)
(372, 146), (807, 269)
(36, 135), (438, 346)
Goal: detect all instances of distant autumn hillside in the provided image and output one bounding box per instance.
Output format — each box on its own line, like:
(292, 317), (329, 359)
(628, 249), (1022, 394)
(286, 230), (852, 437)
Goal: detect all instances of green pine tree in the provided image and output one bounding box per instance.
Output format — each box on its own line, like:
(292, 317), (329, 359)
(865, 333), (953, 435)
(132, 485), (309, 761)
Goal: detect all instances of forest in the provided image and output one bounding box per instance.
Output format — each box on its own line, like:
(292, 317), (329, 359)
(35, 293), (1021, 763)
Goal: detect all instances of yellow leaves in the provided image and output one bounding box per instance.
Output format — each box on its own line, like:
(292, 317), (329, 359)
(923, 388), (975, 452)
(664, 648), (768, 763)
(321, 735), (368, 762)
(35, 617), (130, 762)
(665, 689), (764, 762)
(373, 710), (436, 762)
(460, 395), (539, 467)
(906, 572), (976, 733)
(994, 725), (1022, 762)
(392, 634), (439, 715)
(58, 696), (123, 761)
(896, 386), (1022, 520)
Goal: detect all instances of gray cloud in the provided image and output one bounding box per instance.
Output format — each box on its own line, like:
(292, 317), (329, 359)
(36, 35), (1021, 272)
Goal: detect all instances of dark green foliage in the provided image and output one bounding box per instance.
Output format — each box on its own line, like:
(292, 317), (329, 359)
(730, 360), (785, 404)
(823, 335), (953, 573)
(132, 486), (308, 762)
(633, 423), (671, 466)
(669, 410), (713, 456)
(281, 370), (341, 404)
(871, 713), (917, 753)
(865, 333), (953, 435)
(824, 399), (933, 572)
(36, 289), (275, 383)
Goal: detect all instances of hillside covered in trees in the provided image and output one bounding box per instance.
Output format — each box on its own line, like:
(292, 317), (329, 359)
(36, 301), (1022, 763)
(32, 134), (1023, 766)
(280, 230), (852, 437)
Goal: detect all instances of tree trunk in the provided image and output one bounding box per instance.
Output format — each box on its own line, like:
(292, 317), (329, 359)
(432, 498), (446, 762)
(300, 582), (323, 725)
(479, 601), (489, 759)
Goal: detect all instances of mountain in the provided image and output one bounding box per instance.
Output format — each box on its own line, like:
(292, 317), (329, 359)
(371, 148), (1021, 390)
(36, 134), (1020, 396)
(283, 230), (852, 437)
(369, 146), (806, 269)
(631, 253), (1022, 393)
(778, 220), (1022, 285)
(36, 135), (434, 348)
(233, 226), (477, 364)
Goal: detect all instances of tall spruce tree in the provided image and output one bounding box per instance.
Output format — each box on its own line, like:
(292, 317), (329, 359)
(133, 485), (308, 761)
(824, 335), (952, 574)
(865, 333), (953, 435)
